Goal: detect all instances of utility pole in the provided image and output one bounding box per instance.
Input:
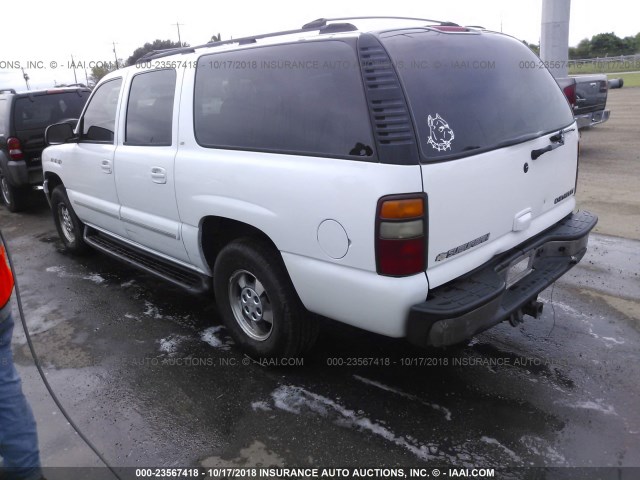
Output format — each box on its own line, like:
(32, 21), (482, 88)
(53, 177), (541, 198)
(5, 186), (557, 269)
(112, 41), (120, 69)
(173, 21), (184, 45)
(70, 54), (78, 84)
(21, 68), (30, 91)
(541, 0), (571, 78)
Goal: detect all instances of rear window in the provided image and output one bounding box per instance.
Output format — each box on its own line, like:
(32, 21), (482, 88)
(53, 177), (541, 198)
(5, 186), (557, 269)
(13, 91), (89, 131)
(194, 41), (375, 159)
(379, 30), (574, 161)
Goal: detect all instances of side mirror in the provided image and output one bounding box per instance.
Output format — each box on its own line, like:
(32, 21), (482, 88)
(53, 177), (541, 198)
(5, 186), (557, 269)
(45, 122), (77, 146)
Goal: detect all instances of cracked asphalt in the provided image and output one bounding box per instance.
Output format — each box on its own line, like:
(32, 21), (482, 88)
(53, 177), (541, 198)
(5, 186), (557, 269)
(1, 89), (639, 480)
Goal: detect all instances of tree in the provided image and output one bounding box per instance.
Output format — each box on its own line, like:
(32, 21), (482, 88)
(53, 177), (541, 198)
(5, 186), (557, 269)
(89, 60), (119, 85)
(589, 32), (624, 58)
(569, 38), (591, 59)
(126, 40), (188, 66)
(621, 36), (637, 55)
(210, 33), (222, 42)
(523, 40), (539, 56)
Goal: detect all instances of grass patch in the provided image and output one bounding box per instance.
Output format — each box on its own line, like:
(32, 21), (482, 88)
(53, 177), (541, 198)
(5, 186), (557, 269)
(569, 59), (640, 75)
(607, 72), (640, 88)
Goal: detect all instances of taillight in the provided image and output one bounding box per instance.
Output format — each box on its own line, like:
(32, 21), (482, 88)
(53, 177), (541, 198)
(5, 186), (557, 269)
(375, 194), (427, 276)
(7, 137), (24, 161)
(563, 84), (576, 109)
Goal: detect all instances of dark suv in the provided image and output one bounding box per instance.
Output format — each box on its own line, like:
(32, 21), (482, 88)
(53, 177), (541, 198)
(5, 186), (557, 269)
(0, 87), (90, 211)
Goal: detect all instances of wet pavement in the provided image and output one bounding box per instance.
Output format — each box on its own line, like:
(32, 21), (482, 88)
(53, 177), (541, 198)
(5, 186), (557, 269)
(2, 194), (639, 479)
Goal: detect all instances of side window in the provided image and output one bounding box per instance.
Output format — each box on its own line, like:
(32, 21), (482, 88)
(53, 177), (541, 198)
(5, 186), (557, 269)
(194, 41), (375, 159)
(0, 99), (6, 133)
(125, 69), (176, 146)
(81, 78), (122, 143)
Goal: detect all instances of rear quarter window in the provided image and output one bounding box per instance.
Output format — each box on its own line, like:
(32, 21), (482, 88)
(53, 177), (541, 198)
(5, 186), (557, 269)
(380, 29), (575, 161)
(194, 41), (375, 160)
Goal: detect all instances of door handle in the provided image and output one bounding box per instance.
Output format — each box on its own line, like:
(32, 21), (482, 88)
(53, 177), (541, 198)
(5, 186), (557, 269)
(100, 160), (112, 174)
(151, 167), (167, 184)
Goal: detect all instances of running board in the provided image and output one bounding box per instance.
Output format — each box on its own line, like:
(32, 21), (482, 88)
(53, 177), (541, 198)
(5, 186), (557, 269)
(84, 227), (211, 295)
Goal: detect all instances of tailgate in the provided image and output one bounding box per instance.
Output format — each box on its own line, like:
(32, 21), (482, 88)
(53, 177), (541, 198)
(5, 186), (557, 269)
(573, 75), (608, 114)
(421, 129), (578, 287)
(378, 27), (578, 288)
(13, 90), (89, 162)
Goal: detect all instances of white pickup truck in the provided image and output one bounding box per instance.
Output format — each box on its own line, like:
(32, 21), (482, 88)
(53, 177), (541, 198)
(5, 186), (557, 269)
(42, 17), (597, 357)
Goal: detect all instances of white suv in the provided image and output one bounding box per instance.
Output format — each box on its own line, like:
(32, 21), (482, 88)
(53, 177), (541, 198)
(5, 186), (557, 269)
(42, 17), (597, 357)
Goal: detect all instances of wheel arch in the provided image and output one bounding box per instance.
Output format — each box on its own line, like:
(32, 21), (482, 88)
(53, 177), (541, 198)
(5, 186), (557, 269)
(44, 172), (64, 200)
(200, 216), (282, 273)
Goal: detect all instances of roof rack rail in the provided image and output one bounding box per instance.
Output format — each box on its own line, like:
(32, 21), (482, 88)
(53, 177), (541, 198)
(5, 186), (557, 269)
(0, 88), (17, 94)
(302, 16), (459, 29)
(135, 16), (459, 64)
(137, 47), (196, 64)
(135, 26), (314, 64)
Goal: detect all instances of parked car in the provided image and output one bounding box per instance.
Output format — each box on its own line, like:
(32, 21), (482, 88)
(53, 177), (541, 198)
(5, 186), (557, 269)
(571, 74), (610, 129)
(0, 86), (90, 211)
(42, 17), (597, 357)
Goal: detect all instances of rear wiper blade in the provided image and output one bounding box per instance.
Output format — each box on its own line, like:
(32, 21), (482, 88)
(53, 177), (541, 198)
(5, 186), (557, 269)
(531, 127), (575, 160)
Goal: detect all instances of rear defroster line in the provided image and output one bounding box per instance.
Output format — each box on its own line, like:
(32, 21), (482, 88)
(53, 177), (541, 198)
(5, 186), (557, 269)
(0, 229), (122, 480)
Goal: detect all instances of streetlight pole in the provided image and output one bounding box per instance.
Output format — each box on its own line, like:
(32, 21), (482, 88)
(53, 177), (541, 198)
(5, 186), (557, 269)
(541, 0), (571, 78)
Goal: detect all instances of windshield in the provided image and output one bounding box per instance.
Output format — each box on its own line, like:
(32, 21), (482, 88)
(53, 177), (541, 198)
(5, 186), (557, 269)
(379, 29), (574, 161)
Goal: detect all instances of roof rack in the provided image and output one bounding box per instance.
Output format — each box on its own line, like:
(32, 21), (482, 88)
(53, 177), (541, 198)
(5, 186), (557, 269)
(135, 16), (459, 64)
(137, 47), (196, 64)
(302, 16), (459, 29)
(0, 88), (17, 94)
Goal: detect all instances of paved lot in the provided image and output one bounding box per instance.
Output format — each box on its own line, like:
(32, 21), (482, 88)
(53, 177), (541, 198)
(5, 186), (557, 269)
(577, 87), (640, 240)
(1, 89), (639, 479)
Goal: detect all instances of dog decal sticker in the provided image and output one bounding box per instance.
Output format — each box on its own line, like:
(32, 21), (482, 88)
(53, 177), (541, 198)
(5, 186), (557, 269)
(427, 114), (455, 152)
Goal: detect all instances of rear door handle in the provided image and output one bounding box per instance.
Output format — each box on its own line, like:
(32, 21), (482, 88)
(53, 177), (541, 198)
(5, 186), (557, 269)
(151, 167), (167, 184)
(100, 160), (112, 174)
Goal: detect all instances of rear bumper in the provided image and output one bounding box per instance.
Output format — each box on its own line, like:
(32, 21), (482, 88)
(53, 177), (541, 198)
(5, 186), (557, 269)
(2, 159), (43, 187)
(575, 109), (610, 129)
(407, 210), (598, 347)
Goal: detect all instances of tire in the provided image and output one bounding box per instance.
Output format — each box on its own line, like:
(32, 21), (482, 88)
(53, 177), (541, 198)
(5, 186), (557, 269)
(51, 185), (89, 254)
(0, 172), (30, 212)
(213, 238), (318, 358)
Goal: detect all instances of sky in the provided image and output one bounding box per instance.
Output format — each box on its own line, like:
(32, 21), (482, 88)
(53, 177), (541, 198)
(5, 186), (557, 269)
(1, 0), (637, 90)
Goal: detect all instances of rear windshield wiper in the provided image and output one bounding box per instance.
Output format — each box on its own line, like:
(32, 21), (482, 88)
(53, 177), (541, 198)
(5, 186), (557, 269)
(531, 127), (575, 160)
